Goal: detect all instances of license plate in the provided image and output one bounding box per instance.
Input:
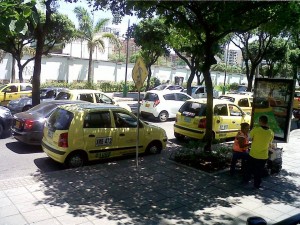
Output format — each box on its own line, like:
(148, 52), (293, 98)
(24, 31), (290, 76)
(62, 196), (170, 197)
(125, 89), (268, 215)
(184, 117), (191, 122)
(145, 103), (150, 107)
(48, 130), (53, 138)
(15, 121), (21, 129)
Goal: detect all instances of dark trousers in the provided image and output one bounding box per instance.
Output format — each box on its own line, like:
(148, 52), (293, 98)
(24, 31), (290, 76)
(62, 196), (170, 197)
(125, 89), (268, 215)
(244, 156), (267, 188)
(230, 151), (248, 175)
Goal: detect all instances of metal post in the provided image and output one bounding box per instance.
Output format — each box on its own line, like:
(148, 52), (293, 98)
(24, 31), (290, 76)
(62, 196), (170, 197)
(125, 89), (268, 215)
(123, 19), (130, 97)
(223, 42), (229, 95)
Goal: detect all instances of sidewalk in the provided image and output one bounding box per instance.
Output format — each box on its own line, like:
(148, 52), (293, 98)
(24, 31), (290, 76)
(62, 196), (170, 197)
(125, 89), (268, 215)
(1, 130), (300, 225)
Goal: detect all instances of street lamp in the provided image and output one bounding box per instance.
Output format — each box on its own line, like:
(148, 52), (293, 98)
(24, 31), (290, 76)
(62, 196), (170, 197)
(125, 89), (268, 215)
(112, 13), (130, 97)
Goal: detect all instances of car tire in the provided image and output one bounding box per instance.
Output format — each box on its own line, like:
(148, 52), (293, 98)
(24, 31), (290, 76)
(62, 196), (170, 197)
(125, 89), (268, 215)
(146, 141), (162, 154)
(22, 105), (32, 112)
(158, 111), (169, 122)
(65, 152), (86, 168)
(174, 132), (185, 141)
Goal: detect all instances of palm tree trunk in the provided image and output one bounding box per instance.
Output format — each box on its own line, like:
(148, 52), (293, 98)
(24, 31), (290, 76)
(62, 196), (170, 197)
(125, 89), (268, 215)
(88, 49), (93, 84)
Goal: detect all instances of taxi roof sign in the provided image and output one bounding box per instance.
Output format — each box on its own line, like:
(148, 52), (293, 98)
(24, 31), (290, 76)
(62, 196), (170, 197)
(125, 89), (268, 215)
(132, 57), (147, 91)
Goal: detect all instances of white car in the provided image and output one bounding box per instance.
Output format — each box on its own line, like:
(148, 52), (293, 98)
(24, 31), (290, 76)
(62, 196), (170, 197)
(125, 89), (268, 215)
(186, 86), (219, 99)
(152, 84), (184, 92)
(139, 90), (193, 122)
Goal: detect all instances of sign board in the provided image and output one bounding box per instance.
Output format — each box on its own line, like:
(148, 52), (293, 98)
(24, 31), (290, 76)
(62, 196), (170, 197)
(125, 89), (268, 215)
(251, 78), (295, 142)
(132, 57), (147, 91)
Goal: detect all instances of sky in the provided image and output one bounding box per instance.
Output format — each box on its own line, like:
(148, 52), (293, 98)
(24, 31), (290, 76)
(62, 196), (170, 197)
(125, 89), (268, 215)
(57, 0), (139, 36)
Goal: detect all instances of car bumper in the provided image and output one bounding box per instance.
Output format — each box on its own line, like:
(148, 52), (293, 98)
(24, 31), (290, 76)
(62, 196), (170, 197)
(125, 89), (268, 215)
(174, 124), (205, 140)
(42, 140), (67, 164)
(12, 129), (43, 145)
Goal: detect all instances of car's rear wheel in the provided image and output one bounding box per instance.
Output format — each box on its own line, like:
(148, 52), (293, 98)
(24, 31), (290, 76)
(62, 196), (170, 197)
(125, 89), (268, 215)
(22, 105), (32, 112)
(146, 141), (162, 154)
(174, 132), (185, 141)
(65, 152), (86, 168)
(158, 111), (169, 122)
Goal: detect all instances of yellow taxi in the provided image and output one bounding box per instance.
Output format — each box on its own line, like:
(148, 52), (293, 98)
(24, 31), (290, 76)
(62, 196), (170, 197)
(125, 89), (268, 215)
(0, 83), (32, 106)
(42, 103), (167, 168)
(218, 94), (253, 115)
(293, 90), (300, 110)
(174, 99), (251, 141)
(55, 89), (131, 112)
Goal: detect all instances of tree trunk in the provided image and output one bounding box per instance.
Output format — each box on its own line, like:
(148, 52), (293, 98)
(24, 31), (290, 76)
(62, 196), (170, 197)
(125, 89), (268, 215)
(17, 60), (24, 83)
(88, 49), (93, 84)
(32, 28), (43, 107)
(11, 57), (16, 83)
(146, 66), (152, 91)
(186, 68), (196, 96)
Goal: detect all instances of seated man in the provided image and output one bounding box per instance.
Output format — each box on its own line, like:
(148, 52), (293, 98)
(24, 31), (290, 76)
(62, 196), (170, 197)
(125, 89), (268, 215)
(230, 122), (251, 176)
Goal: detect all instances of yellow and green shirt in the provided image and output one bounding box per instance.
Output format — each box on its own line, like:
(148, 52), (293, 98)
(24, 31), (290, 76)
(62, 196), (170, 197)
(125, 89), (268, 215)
(249, 126), (274, 160)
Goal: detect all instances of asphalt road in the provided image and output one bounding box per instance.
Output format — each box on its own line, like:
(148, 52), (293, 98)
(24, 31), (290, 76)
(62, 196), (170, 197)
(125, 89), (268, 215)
(0, 120), (176, 181)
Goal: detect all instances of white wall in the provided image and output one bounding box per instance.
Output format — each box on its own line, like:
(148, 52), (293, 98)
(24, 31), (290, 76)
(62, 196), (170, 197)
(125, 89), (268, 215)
(0, 53), (248, 86)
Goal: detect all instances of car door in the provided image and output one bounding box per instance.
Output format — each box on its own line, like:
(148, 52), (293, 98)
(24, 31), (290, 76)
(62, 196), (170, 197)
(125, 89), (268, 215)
(162, 93), (177, 116)
(227, 103), (245, 138)
(237, 97), (252, 115)
(213, 104), (231, 139)
(113, 111), (146, 155)
(83, 111), (117, 160)
(1, 84), (19, 105)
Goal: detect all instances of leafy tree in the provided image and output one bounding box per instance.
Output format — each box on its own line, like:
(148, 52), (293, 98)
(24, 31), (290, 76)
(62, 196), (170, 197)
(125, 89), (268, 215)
(90, 0), (294, 151)
(73, 6), (119, 85)
(131, 18), (170, 91)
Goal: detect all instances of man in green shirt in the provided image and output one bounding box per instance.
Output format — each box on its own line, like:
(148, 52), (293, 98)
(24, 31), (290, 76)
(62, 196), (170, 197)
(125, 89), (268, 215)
(243, 115), (274, 189)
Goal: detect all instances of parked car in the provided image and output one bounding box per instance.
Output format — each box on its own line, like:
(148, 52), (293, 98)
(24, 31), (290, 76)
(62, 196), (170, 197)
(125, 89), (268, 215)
(152, 84), (184, 92)
(218, 94), (253, 115)
(7, 87), (68, 114)
(173, 99), (251, 141)
(42, 103), (168, 168)
(184, 86), (219, 99)
(54, 89), (131, 112)
(0, 106), (13, 137)
(140, 90), (193, 122)
(11, 100), (85, 145)
(0, 83), (32, 106)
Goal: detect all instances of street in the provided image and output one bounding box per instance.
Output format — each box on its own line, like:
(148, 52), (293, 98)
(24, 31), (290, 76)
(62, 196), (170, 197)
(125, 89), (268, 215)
(0, 120), (176, 181)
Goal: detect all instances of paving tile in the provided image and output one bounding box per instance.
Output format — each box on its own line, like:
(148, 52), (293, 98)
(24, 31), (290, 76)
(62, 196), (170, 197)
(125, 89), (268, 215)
(0, 191), (5, 199)
(44, 204), (70, 217)
(28, 218), (62, 225)
(15, 201), (44, 213)
(218, 204), (249, 218)
(0, 197), (13, 207)
(56, 214), (89, 225)
(268, 203), (298, 214)
(0, 205), (19, 218)
(22, 208), (53, 224)
(8, 192), (37, 204)
(4, 187), (29, 197)
(251, 205), (285, 221)
(0, 214), (27, 225)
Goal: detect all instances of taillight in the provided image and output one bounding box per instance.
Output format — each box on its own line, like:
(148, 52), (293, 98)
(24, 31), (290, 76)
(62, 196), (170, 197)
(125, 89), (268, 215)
(198, 118), (206, 128)
(297, 98), (300, 102)
(58, 132), (68, 148)
(24, 120), (34, 130)
(153, 99), (160, 107)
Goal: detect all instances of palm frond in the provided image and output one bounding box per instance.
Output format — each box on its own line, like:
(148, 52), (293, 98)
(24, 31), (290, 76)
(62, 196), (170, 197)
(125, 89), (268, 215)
(73, 6), (93, 40)
(94, 18), (110, 34)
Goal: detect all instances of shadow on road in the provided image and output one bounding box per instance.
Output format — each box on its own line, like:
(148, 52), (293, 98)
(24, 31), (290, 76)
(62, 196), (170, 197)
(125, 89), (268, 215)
(6, 141), (43, 154)
(34, 157), (65, 173)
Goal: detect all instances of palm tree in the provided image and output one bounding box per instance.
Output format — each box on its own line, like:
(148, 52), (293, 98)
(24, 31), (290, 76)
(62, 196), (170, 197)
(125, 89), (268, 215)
(74, 6), (120, 84)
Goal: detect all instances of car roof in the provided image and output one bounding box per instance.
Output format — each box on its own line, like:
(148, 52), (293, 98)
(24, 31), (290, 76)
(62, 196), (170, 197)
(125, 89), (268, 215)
(220, 94), (251, 99)
(146, 90), (185, 94)
(186, 98), (233, 105)
(62, 89), (104, 94)
(58, 103), (122, 112)
(4, 83), (32, 86)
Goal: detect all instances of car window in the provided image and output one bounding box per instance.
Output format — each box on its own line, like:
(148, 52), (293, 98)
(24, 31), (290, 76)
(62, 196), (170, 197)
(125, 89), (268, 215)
(4, 85), (18, 92)
(238, 98), (249, 107)
(20, 84), (32, 91)
(153, 84), (167, 90)
(163, 93), (175, 100)
(84, 112), (111, 128)
(47, 108), (74, 130)
(215, 104), (228, 116)
(113, 112), (141, 128)
(179, 101), (206, 117)
(95, 93), (113, 104)
(55, 92), (70, 100)
(78, 94), (94, 103)
(144, 93), (159, 101)
(175, 93), (190, 101)
(229, 104), (242, 116)
(195, 87), (205, 94)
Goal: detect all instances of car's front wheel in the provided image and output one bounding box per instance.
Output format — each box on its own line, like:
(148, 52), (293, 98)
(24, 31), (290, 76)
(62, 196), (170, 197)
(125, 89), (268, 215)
(158, 111), (169, 122)
(65, 152), (86, 168)
(145, 141), (162, 154)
